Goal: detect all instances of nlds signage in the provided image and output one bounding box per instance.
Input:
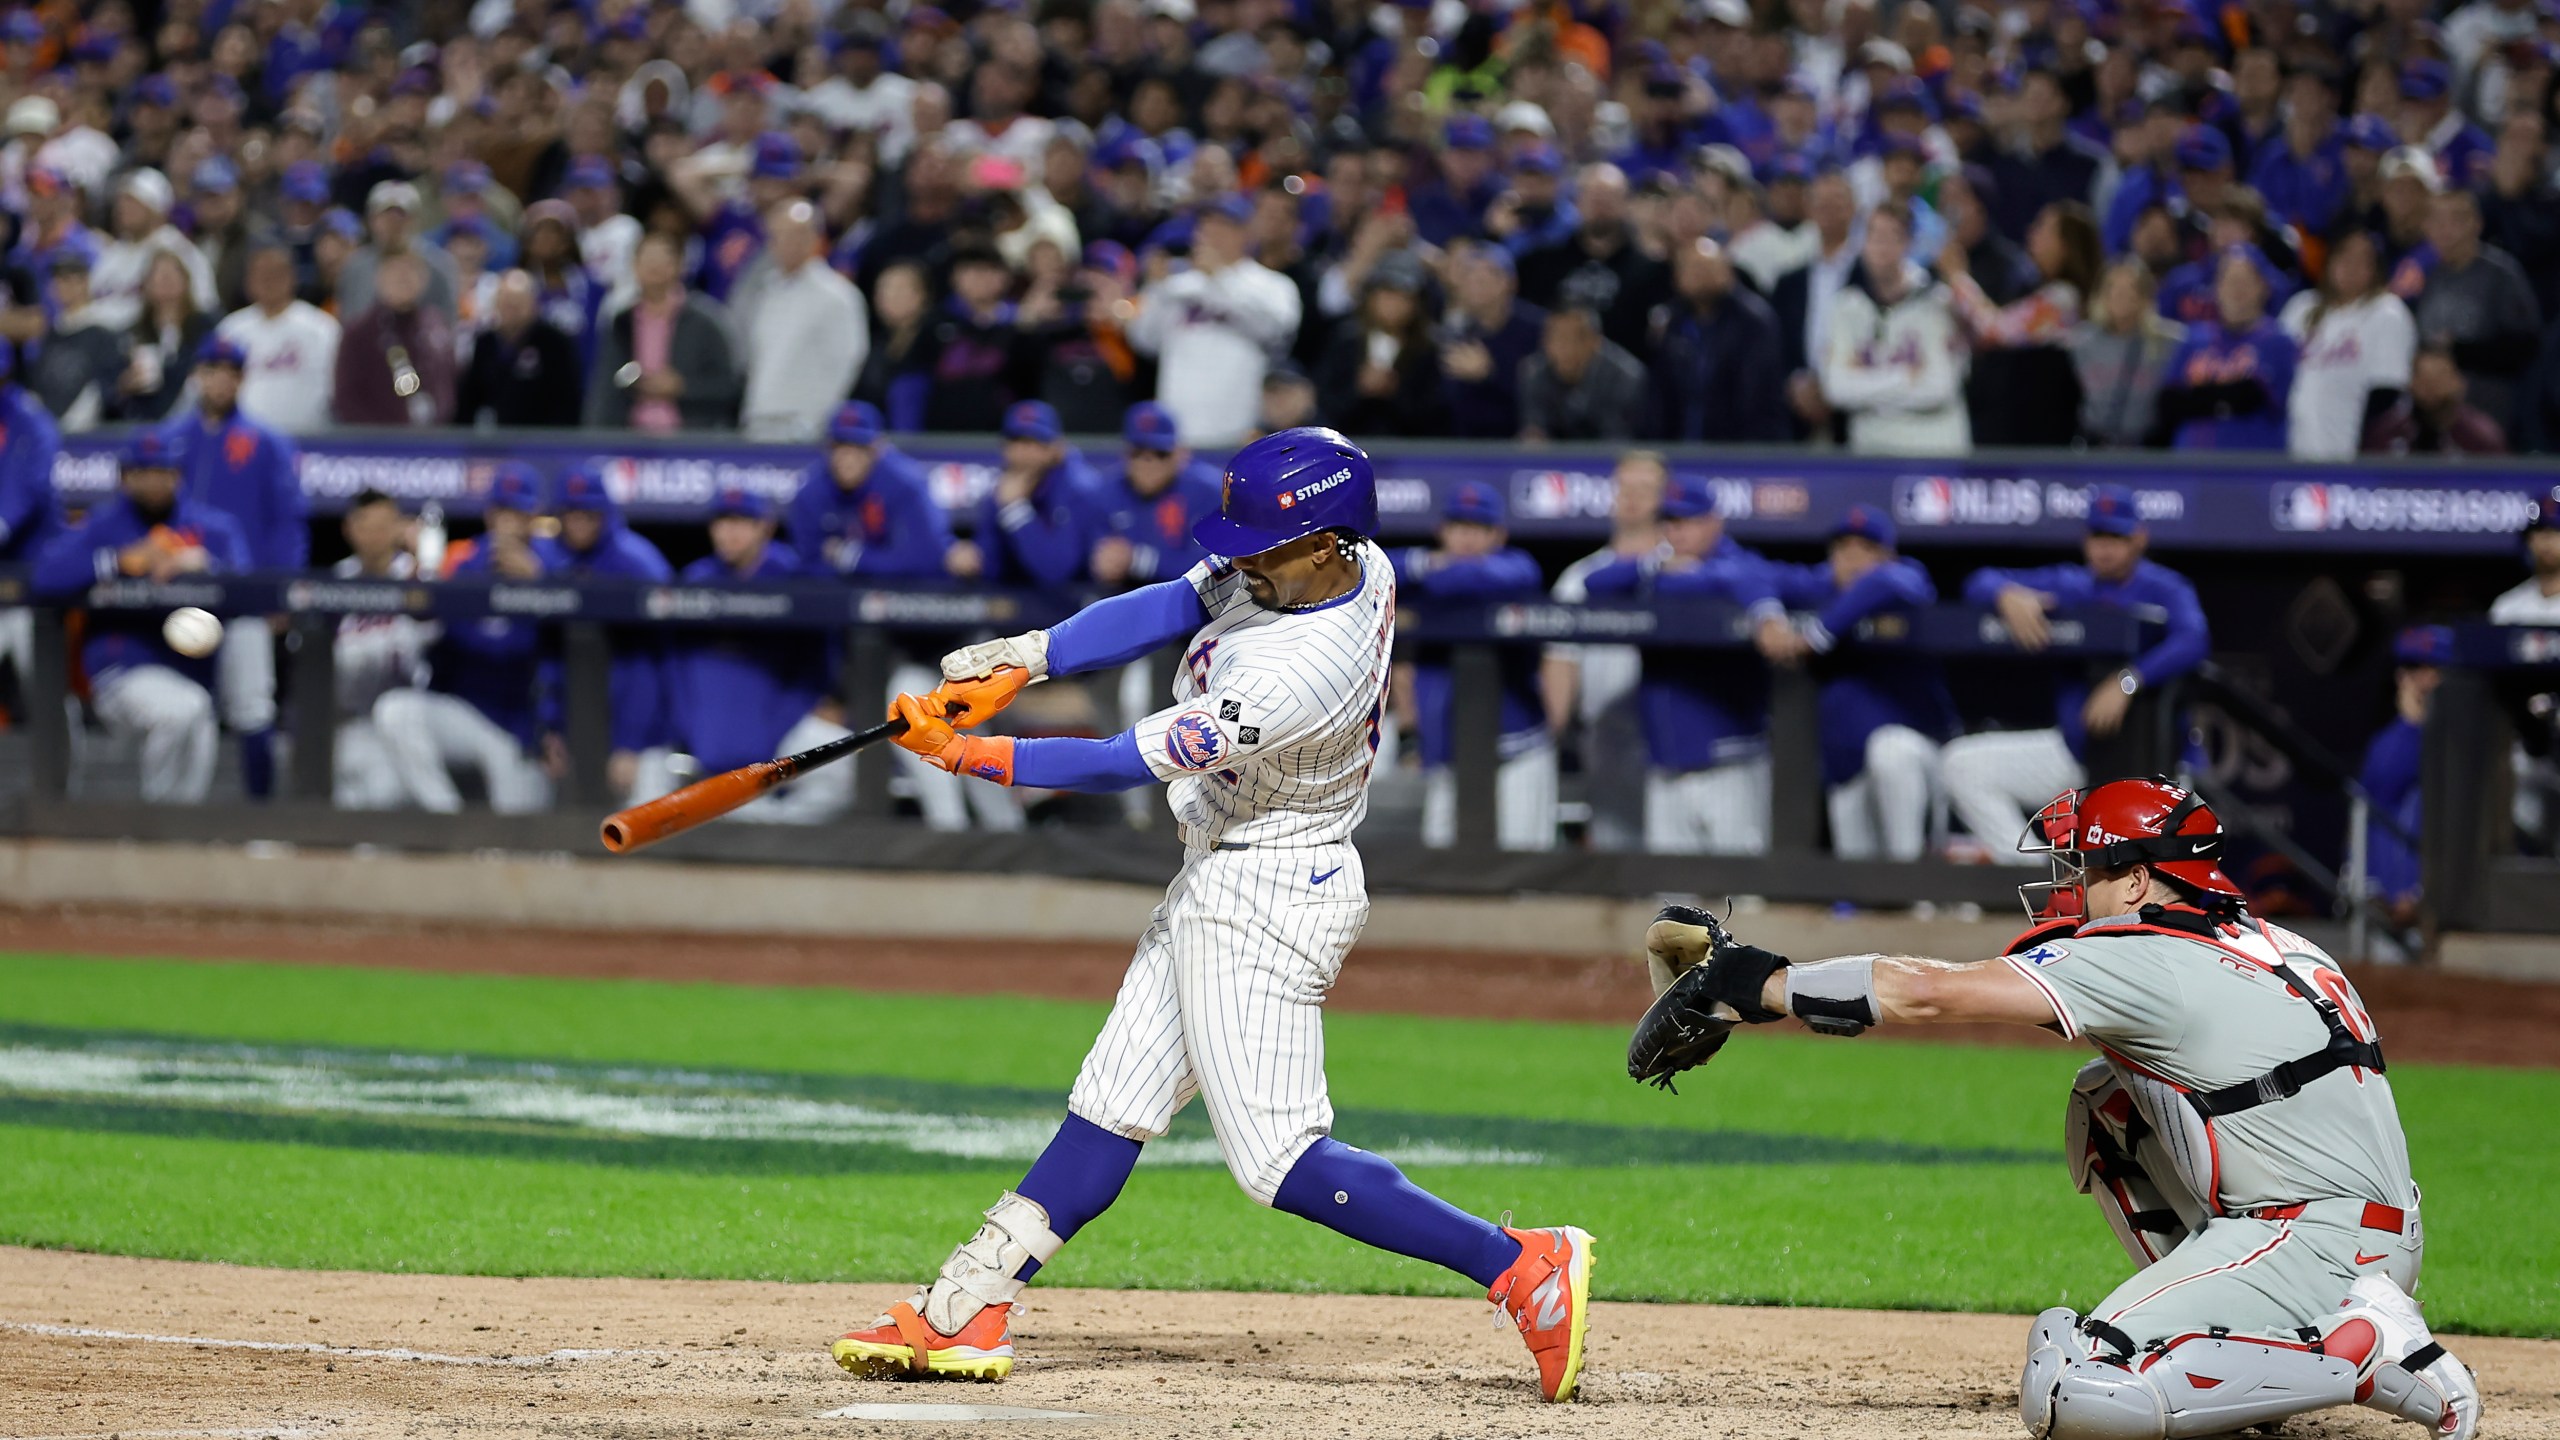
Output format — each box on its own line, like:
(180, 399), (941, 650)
(1896, 477), (2187, 528)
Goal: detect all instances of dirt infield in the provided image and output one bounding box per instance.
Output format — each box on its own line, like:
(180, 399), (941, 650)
(2, 1246), (2551, 1440)
(5, 904), (2558, 1068)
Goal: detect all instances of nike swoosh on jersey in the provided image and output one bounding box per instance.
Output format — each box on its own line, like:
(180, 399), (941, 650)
(2355, 1251), (2390, 1265)
(1310, 867), (1342, 885)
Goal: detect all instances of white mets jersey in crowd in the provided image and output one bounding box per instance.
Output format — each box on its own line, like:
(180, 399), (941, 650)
(1127, 539), (1397, 849)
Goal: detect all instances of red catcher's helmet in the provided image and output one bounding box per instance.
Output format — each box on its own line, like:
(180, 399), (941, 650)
(2016, 778), (2241, 919)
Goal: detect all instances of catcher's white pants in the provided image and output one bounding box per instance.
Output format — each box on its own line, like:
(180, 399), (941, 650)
(219, 615), (276, 732)
(371, 688), (551, 813)
(1827, 724), (1941, 861)
(1644, 754), (1772, 855)
(2089, 1201), (2422, 1346)
(333, 718), (407, 810)
(628, 713), (856, 825)
(0, 606), (30, 690)
(889, 661), (1022, 832)
(1068, 840), (1367, 1204)
(1940, 727), (2083, 863)
(91, 663), (218, 803)
(1419, 740), (1560, 851)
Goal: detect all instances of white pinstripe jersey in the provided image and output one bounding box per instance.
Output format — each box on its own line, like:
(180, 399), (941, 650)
(1129, 539), (1396, 848)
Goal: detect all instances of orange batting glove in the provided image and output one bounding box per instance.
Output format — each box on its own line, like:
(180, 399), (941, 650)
(931, 664), (1032, 731)
(888, 692), (1016, 785)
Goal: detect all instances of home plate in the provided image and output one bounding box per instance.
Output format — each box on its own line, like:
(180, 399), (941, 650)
(818, 1403), (1101, 1421)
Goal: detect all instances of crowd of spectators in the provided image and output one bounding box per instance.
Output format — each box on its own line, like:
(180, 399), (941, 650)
(6, 0), (2560, 455)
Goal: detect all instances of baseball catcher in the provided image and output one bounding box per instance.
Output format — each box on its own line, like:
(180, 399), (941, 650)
(1629, 778), (2479, 1440)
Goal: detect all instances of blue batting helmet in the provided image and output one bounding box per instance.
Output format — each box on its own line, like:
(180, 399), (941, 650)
(1193, 427), (1376, 558)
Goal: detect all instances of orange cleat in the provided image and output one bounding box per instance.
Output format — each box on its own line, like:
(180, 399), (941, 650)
(831, 1300), (1016, 1381)
(1488, 1224), (1595, 1401)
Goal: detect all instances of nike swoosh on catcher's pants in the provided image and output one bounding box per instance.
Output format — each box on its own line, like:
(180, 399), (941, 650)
(2356, 1252), (2390, 1265)
(1310, 867), (1342, 885)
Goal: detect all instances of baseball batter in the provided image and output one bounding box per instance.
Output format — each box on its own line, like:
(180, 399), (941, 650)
(830, 428), (1595, 1402)
(1637, 778), (2479, 1440)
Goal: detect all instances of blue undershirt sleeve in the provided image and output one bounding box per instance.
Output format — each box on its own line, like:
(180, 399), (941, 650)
(1011, 731), (1157, 792)
(1043, 578), (1212, 675)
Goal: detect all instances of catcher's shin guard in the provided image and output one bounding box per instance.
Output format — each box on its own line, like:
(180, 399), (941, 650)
(2321, 1276), (2482, 1439)
(2066, 1060), (2207, 1267)
(2022, 1310), (2360, 1440)
(833, 1191), (1064, 1381)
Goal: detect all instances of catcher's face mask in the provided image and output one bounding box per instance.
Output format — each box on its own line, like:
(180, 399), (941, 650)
(2017, 791), (2090, 923)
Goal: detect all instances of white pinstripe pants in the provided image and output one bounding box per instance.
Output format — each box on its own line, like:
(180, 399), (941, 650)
(1067, 841), (1369, 1204)
(2089, 1204), (2421, 1346)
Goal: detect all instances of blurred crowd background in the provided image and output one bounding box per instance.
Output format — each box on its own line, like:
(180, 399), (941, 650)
(4, 0), (2560, 452)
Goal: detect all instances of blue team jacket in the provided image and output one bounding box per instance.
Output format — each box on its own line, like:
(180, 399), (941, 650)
(32, 494), (251, 684)
(0, 384), (63, 563)
(1078, 459), (1223, 586)
(1766, 556), (1959, 786)
(784, 448), (953, 580)
(536, 514), (674, 753)
(1580, 538), (1782, 772)
(664, 545), (831, 772)
(160, 409), (307, 570)
(2359, 716), (2424, 906)
(975, 456), (1101, 589)
(1390, 546), (1548, 767)
(437, 542), (545, 750)
(1961, 558), (2211, 758)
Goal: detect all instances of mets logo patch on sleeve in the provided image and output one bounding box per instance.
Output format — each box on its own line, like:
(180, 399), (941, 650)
(2014, 943), (2071, 968)
(1165, 711), (1227, 770)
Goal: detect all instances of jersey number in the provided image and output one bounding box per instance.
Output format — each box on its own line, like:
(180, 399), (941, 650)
(2309, 965), (2379, 1081)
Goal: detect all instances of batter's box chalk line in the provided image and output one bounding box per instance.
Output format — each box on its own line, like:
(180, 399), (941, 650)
(0, 1319), (667, 1367)
(817, 1404), (1104, 1422)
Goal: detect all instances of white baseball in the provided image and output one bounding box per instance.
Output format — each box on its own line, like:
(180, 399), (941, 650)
(162, 607), (224, 659)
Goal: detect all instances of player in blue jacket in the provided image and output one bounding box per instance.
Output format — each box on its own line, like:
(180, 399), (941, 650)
(2153, 246), (2297, 450)
(633, 487), (854, 825)
(955, 401), (1098, 590)
(784, 401), (955, 580)
(784, 401), (1020, 833)
(31, 431), (250, 803)
(1763, 504), (1958, 861)
(2357, 625), (2448, 926)
(1390, 483), (1556, 850)
(1941, 484), (2212, 862)
(163, 335), (305, 797)
(1578, 476), (1792, 854)
(0, 343), (63, 702)
(375, 463), (553, 814)
(537, 460), (674, 799)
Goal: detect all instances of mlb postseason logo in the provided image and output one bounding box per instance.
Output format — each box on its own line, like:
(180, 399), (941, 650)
(2270, 482), (2542, 535)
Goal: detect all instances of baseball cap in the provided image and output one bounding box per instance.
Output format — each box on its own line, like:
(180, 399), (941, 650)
(443, 159), (493, 195)
(2399, 59), (2451, 102)
(122, 430), (182, 470)
(711, 486), (773, 521)
(135, 74), (176, 108)
(4, 94), (55, 136)
(1877, 77), (1937, 118)
(1760, 150), (1816, 185)
(565, 155), (616, 191)
(1444, 114), (1495, 151)
(829, 400), (883, 446)
(366, 179), (421, 216)
(1495, 100), (1555, 137)
(1196, 192), (1253, 225)
(2394, 624), (2456, 666)
(2084, 484), (2142, 535)
(1660, 477), (1717, 520)
(1512, 141), (1564, 176)
(1003, 400), (1063, 443)
(2343, 114), (2398, 151)
(556, 462), (613, 512)
(282, 161), (331, 203)
(196, 335), (249, 370)
(320, 208), (364, 240)
(485, 461), (544, 512)
(2529, 493), (2560, 531)
(751, 131), (804, 181)
(1123, 400), (1180, 450)
(1831, 503), (1895, 548)
(1443, 482), (1504, 526)
(2379, 145), (2444, 191)
(192, 156), (239, 195)
(121, 167), (174, 215)
(2174, 125), (2232, 173)
(1083, 238), (1136, 282)
(1366, 249), (1427, 293)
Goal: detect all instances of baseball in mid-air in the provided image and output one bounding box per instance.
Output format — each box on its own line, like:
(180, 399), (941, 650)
(162, 607), (223, 659)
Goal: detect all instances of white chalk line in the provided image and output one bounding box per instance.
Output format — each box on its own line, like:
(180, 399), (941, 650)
(0, 1319), (661, 1367)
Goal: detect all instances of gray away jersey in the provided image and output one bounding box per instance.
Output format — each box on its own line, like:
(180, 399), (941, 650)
(1129, 539), (1396, 848)
(2005, 913), (2415, 1215)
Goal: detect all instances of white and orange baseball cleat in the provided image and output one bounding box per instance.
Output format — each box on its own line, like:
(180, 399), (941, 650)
(1487, 1224), (1595, 1401)
(832, 1300), (1017, 1381)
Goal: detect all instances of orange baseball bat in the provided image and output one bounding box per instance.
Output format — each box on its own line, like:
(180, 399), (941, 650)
(599, 716), (909, 853)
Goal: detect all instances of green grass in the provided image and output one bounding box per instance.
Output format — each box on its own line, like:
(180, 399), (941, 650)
(0, 952), (2553, 1335)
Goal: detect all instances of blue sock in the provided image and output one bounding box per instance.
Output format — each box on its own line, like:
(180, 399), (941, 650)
(1272, 1138), (1523, 1289)
(240, 730), (275, 799)
(1011, 1113), (1143, 1280)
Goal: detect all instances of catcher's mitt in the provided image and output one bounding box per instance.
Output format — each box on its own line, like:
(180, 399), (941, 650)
(1626, 904), (1792, 1091)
